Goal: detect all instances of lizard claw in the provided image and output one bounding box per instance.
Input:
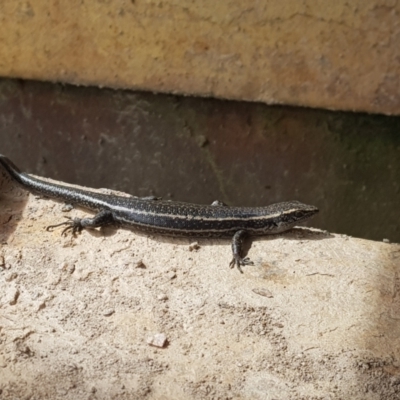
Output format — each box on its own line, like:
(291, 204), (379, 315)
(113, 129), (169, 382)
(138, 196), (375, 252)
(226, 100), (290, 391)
(229, 256), (254, 274)
(46, 217), (83, 236)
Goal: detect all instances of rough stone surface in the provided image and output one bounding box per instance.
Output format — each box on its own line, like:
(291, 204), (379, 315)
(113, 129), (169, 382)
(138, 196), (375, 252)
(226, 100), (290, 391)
(0, 175), (400, 399)
(1, 1), (400, 114)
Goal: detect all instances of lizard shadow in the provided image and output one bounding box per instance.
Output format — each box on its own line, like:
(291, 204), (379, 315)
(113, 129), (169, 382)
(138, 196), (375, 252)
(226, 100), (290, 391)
(251, 226), (334, 242)
(0, 175), (30, 241)
(91, 223), (334, 266)
(94, 223), (333, 243)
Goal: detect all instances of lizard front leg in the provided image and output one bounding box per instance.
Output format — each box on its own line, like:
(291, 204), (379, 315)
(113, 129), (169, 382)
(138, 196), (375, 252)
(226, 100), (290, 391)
(229, 230), (254, 273)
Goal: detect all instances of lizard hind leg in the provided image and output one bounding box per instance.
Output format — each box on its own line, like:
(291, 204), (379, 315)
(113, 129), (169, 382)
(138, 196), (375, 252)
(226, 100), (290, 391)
(46, 210), (116, 236)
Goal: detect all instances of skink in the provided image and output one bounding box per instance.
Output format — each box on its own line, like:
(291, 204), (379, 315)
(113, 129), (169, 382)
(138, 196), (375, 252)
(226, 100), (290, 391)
(0, 154), (318, 273)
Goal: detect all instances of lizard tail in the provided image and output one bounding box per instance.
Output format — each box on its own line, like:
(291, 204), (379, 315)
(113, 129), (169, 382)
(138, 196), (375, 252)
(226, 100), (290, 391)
(0, 154), (25, 185)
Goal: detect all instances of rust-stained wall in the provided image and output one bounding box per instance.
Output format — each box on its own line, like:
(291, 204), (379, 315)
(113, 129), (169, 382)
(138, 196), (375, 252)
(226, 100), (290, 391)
(0, 1), (400, 115)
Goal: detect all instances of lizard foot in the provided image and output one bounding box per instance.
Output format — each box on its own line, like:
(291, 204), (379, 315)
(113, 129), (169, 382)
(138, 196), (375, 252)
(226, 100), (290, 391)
(229, 256), (254, 274)
(46, 217), (83, 236)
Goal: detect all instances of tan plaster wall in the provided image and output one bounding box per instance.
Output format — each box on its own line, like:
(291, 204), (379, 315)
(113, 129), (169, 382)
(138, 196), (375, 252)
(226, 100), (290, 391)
(0, 1), (400, 114)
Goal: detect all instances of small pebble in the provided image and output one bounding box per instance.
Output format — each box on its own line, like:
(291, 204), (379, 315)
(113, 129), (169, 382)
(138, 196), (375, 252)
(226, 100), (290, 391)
(135, 260), (146, 269)
(146, 333), (167, 348)
(5, 272), (18, 282)
(59, 262), (75, 274)
(383, 238), (390, 243)
(195, 135), (209, 148)
(0, 355), (7, 368)
(103, 309), (115, 317)
(168, 271), (176, 280)
(7, 287), (20, 305)
(189, 242), (200, 251)
(252, 288), (273, 298)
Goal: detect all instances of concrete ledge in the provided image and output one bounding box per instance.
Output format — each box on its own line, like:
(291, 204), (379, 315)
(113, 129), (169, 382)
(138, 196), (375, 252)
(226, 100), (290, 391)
(1, 1), (400, 114)
(1, 173), (400, 398)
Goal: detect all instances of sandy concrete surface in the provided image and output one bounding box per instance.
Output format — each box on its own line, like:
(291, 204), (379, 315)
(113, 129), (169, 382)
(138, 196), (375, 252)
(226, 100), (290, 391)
(0, 175), (400, 399)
